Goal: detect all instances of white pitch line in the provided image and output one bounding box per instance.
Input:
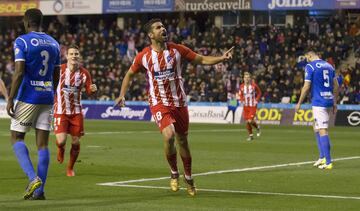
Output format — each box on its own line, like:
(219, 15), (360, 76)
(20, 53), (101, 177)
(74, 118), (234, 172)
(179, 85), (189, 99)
(0, 129), (246, 136)
(97, 156), (360, 200)
(97, 156), (360, 186)
(109, 184), (360, 201)
(0, 128), (357, 136)
(86, 129), (246, 135)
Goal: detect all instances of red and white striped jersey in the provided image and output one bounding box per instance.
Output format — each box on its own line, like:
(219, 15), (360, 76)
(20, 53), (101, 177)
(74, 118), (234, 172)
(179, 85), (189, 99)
(54, 63), (93, 115)
(238, 82), (262, 107)
(130, 42), (197, 107)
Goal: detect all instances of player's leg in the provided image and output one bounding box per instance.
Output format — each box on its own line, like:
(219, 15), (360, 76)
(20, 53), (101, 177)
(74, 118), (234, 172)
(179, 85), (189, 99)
(246, 120), (253, 141)
(33, 105), (52, 198)
(313, 107), (332, 169)
(224, 108), (230, 120)
(313, 123), (325, 167)
(318, 128), (332, 169)
(33, 129), (50, 199)
(173, 106), (196, 196)
(66, 113), (84, 176)
(175, 133), (196, 196)
(162, 124), (179, 191)
(67, 136), (80, 177)
(151, 105), (179, 179)
(250, 107), (260, 137)
(231, 109), (236, 124)
(54, 114), (69, 164)
(10, 101), (41, 199)
(243, 107), (254, 141)
(55, 133), (67, 164)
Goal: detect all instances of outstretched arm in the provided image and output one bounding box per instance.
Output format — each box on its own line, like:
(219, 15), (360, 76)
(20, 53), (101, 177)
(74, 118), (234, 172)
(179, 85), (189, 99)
(295, 81), (311, 113)
(115, 68), (135, 107)
(193, 46), (234, 65)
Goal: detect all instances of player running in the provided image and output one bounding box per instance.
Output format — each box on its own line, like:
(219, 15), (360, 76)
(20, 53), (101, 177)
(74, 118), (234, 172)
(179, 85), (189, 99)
(238, 72), (261, 141)
(7, 9), (60, 200)
(54, 44), (97, 177)
(115, 18), (233, 196)
(295, 51), (339, 170)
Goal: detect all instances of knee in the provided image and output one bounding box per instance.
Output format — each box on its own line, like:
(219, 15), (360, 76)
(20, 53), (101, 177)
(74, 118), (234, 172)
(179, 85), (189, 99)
(71, 137), (80, 145)
(163, 130), (175, 142)
(176, 136), (188, 146)
(162, 125), (176, 142)
(14, 133), (25, 140)
(11, 132), (25, 144)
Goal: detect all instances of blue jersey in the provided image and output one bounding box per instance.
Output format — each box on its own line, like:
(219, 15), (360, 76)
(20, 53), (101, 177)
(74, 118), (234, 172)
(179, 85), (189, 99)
(14, 32), (60, 104)
(304, 60), (335, 107)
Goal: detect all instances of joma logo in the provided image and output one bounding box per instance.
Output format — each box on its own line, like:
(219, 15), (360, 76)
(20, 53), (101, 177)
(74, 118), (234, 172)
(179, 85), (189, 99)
(268, 0), (314, 9)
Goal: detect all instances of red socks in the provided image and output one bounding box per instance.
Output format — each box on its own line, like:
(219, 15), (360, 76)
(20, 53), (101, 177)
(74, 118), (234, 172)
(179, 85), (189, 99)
(246, 122), (253, 135)
(251, 121), (258, 129)
(68, 144), (80, 170)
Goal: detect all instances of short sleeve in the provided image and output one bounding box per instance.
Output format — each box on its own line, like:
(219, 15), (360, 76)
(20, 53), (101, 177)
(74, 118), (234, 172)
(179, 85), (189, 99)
(304, 64), (314, 82)
(14, 37), (26, 62)
(174, 44), (197, 62)
(130, 52), (144, 73)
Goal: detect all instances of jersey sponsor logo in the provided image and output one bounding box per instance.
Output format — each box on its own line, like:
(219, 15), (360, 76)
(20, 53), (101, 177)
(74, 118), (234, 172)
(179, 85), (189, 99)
(315, 62), (332, 69)
(153, 68), (175, 80)
(30, 38), (53, 47)
(30, 80), (52, 87)
(15, 48), (20, 55)
(347, 111), (360, 126)
(320, 91), (333, 99)
(31, 80), (53, 92)
(62, 85), (80, 93)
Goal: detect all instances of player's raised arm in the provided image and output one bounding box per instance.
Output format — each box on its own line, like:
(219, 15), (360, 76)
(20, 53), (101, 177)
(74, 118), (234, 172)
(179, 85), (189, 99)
(193, 46), (234, 65)
(6, 61), (25, 117)
(115, 68), (136, 107)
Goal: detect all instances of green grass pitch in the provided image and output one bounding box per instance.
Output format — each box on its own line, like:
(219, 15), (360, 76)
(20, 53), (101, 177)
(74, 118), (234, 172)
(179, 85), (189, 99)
(0, 119), (359, 210)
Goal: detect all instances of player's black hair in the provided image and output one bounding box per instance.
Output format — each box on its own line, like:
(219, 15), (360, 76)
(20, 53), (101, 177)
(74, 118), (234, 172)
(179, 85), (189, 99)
(144, 18), (162, 34)
(24, 8), (43, 28)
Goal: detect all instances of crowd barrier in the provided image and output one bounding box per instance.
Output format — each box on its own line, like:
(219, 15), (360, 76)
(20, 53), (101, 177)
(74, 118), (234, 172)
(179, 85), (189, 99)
(0, 100), (359, 127)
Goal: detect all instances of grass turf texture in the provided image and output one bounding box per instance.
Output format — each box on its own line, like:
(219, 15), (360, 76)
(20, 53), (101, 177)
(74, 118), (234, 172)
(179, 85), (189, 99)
(0, 119), (359, 211)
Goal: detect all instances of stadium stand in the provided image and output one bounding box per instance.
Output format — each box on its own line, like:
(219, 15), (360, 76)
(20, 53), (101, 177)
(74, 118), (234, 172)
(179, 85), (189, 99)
(0, 14), (359, 104)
